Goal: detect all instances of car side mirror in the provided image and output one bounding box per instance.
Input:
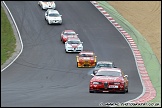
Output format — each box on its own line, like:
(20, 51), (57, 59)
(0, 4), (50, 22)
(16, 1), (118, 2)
(91, 74), (95, 77)
(60, 15), (62, 17)
(81, 42), (83, 44)
(124, 75), (128, 78)
(76, 34), (78, 35)
(93, 70), (98, 75)
(114, 66), (117, 68)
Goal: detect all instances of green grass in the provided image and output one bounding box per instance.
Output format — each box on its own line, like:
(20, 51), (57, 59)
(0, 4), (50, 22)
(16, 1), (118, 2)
(97, 1), (161, 106)
(1, 6), (16, 65)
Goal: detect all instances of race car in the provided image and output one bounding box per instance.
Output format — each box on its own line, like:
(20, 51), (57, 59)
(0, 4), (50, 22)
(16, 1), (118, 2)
(45, 9), (62, 25)
(93, 61), (117, 75)
(65, 37), (83, 53)
(61, 30), (78, 43)
(89, 68), (128, 93)
(38, 1), (56, 10)
(76, 51), (97, 67)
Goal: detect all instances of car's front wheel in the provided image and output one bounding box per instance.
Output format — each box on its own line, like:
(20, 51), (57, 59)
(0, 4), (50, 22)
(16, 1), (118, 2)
(65, 49), (67, 53)
(77, 62), (79, 67)
(125, 86), (128, 93)
(121, 84), (126, 94)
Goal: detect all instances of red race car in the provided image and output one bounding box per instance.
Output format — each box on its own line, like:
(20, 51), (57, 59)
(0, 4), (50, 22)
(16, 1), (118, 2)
(76, 51), (97, 67)
(89, 68), (128, 93)
(61, 30), (78, 43)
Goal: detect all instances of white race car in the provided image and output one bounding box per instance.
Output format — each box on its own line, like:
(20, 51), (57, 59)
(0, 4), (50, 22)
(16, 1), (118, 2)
(38, 1), (56, 10)
(45, 9), (62, 25)
(65, 37), (83, 53)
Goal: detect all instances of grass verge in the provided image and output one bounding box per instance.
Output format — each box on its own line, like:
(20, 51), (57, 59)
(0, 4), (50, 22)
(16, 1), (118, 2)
(1, 6), (16, 65)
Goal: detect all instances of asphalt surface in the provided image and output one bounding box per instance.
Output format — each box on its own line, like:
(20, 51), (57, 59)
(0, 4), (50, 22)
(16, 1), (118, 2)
(1, 1), (143, 107)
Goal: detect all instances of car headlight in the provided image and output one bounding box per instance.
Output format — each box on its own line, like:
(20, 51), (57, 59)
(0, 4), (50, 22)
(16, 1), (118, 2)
(93, 82), (101, 85)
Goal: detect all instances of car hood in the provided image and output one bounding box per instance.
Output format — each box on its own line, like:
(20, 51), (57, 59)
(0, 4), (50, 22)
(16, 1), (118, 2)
(48, 17), (62, 20)
(67, 44), (82, 48)
(91, 76), (123, 82)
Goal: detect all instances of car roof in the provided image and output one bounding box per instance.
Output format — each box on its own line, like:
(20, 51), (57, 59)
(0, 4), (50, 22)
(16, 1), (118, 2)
(79, 51), (94, 55)
(98, 68), (121, 72)
(97, 61), (113, 64)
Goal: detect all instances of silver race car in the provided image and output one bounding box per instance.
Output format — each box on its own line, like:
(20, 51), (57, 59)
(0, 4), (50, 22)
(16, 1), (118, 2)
(93, 61), (117, 75)
(65, 37), (83, 53)
(45, 9), (62, 25)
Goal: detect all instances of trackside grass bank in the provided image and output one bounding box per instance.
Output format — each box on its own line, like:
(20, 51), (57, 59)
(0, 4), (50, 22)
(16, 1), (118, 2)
(1, 6), (16, 65)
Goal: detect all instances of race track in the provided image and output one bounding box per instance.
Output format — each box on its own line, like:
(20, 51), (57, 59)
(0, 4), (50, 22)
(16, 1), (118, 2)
(1, 1), (143, 107)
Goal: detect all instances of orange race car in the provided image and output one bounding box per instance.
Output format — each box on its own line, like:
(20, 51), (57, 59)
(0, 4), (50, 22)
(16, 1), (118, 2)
(76, 51), (97, 67)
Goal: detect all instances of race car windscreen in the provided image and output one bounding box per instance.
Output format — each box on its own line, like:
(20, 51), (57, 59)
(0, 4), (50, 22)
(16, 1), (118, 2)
(95, 71), (121, 77)
(65, 32), (76, 35)
(49, 13), (60, 17)
(80, 54), (93, 57)
(96, 64), (113, 68)
(67, 41), (80, 44)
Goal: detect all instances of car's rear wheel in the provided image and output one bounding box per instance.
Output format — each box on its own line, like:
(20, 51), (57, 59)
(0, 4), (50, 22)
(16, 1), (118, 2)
(89, 90), (94, 93)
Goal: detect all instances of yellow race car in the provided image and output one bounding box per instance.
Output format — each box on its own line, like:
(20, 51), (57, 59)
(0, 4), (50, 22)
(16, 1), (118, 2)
(76, 51), (97, 67)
